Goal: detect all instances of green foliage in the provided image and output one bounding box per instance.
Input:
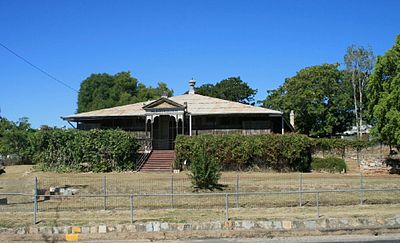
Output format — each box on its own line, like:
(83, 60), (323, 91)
(77, 71), (173, 113)
(0, 117), (35, 163)
(175, 134), (312, 172)
(311, 157), (347, 173)
(32, 129), (139, 172)
(196, 77), (257, 104)
(189, 149), (221, 191)
(262, 64), (353, 137)
(368, 35), (400, 149)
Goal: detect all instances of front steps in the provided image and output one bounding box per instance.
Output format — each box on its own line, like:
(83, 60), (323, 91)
(139, 150), (175, 172)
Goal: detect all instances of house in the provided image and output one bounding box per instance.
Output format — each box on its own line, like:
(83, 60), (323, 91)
(62, 80), (293, 171)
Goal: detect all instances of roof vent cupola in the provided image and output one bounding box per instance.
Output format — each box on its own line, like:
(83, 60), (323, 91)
(188, 78), (196, 94)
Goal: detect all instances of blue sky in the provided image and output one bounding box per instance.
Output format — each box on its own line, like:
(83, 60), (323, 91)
(1, 0), (399, 128)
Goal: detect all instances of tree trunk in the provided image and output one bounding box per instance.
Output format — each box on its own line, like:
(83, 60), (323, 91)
(359, 73), (363, 139)
(352, 70), (359, 139)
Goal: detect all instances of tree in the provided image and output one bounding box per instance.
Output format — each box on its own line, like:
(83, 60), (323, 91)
(344, 45), (375, 138)
(0, 117), (34, 162)
(135, 82), (173, 102)
(190, 149), (222, 191)
(77, 72), (173, 113)
(262, 64), (353, 137)
(368, 35), (400, 149)
(196, 77), (257, 104)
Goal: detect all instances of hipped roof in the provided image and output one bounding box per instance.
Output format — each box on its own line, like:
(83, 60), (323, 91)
(62, 93), (282, 121)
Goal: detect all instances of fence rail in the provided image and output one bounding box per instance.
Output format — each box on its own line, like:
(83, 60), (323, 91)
(1, 173), (400, 225)
(2, 188), (400, 224)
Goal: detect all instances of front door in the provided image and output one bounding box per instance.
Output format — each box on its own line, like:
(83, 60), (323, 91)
(153, 115), (176, 149)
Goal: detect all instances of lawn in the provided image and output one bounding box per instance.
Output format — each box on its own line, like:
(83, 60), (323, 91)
(0, 164), (399, 229)
(1, 165), (400, 214)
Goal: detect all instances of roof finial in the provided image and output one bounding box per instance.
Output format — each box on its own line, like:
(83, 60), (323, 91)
(188, 78), (196, 94)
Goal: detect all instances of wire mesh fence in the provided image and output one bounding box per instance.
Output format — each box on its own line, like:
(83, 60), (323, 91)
(1, 172), (400, 225)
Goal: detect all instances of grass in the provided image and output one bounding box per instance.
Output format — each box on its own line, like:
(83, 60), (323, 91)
(0, 204), (400, 228)
(2, 165), (400, 194)
(1, 165), (400, 226)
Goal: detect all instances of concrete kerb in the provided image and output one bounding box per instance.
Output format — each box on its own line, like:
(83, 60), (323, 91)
(1, 216), (400, 241)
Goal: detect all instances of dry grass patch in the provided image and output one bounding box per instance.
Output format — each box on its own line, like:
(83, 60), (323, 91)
(1, 204), (400, 228)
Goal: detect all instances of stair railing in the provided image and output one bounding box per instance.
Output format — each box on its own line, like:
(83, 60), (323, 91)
(135, 139), (153, 171)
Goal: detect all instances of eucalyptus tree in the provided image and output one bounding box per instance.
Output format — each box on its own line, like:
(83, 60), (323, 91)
(344, 45), (375, 138)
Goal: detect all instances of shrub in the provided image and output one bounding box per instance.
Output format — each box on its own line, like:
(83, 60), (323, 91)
(190, 149), (222, 191)
(175, 134), (312, 172)
(32, 129), (139, 172)
(311, 157), (347, 173)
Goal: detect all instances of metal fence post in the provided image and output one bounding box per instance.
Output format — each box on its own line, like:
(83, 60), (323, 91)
(33, 177), (38, 225)
(103, 176), (107, 210)
(225, 193), (229, 222)
(299, 173), (303, 207)
(360, 173), (364, 205)
(236, 174), (239, 208)
(316, 191), (320, 218)
(171, 174), (174, 209)
(130, 194), (134, 224)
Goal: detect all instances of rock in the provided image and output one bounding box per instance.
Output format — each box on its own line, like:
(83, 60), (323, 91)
(160, 222), (169, 231)
(305, 220), (317, 230)
(28, 227), (39, 234)
(272, 220), (282, 230)
(90, 226), (98, 233)
(81, 226), (90, 234)
(242, 220), (255, 230)
(115, 224), (124, 233)
(153, 222), (161, 232)
(16, 228), (26, 235)
(98, 225), (107, 233)
(282, 220), (292, 230)
(257, 220), (273, 229)
(145, 222), (153, 232)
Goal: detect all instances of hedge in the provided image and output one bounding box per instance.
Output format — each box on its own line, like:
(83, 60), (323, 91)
(32, 129), (139, 172)
(311, 157), (347, 173)
(175, 134), (312, 172)
(175, 134), (376, 172)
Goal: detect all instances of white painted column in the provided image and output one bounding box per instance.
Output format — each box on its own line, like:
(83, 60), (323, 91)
(189, 114), (192, 136)
(281, 116), (285, 134)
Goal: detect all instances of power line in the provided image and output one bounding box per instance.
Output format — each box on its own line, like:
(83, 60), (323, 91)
(0, 42), (78, 92)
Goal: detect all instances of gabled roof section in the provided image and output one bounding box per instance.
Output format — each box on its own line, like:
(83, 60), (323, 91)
(169, 94), (282, 116)
(62, 93), (282, 121)
(142, 97), (185, 110)
(62, 101), (153, 120)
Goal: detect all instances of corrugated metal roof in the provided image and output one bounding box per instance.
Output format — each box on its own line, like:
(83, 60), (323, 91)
(62, 94), (282, 120)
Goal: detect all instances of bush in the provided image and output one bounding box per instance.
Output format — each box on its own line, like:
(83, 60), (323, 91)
(175, 134), (312, 172)
(311, 157), (347, 173)
(190, 149), (222, 191)
(32, 129), (139, 172)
